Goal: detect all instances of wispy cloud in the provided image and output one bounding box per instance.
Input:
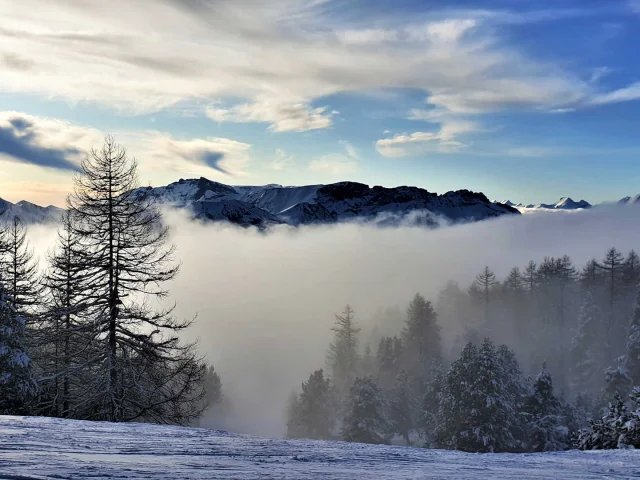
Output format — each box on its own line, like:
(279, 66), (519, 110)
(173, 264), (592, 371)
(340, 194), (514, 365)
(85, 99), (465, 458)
(309, 153), (357, 175)
(206, 98), (335, 133)
(2, 0), (638, 128)
(339, 140), (360, 160)
(271, 148), (294, 171)
(377, 109), (480, 157)
(589, 82), (640, 106)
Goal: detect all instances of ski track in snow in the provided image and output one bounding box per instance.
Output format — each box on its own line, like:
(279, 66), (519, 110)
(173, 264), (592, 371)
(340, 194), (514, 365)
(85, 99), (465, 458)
(0, 416), (639, 479)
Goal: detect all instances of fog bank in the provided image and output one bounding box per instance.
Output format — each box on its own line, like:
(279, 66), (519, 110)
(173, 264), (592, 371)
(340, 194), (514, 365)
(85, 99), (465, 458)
(24, 206), (640, 437)
(161, 206), (640, 437)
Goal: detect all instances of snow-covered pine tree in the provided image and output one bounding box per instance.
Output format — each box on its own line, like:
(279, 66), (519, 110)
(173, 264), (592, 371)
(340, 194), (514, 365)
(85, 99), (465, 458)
(523, 364), (570, 451)
(578, 390), (640, 450)
(402, 294), (441, 382)
(341, 376), (390, 444)
(602, 286), (640, 405)
(66, 135), (206, 424)
(0, 278), (35, 414)
(327, 305), (360, 394)
(435, 339), (524, 453)
(388, 370), (415, 445)
(570, 288), (606, 398)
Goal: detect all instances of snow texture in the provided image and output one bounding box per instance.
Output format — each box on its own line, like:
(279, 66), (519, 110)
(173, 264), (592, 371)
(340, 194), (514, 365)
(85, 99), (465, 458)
(0, 415), (638, 479)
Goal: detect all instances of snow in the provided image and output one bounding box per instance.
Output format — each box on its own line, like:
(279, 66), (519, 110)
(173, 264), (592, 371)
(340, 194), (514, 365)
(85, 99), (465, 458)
(1, 416), (639, 479)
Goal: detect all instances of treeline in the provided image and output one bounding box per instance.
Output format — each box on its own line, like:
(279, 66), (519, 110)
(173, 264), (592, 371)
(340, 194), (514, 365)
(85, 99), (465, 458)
(287, 251), (640, 451)
(0, 136), (220, 424)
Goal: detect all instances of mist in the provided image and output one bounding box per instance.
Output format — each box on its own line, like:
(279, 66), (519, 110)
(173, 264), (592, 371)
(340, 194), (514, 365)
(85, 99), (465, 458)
(24, 205), (640, 437)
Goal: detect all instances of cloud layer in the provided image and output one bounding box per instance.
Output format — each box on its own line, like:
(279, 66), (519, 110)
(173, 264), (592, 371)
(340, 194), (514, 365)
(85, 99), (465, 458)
(3, 0), (639, 132)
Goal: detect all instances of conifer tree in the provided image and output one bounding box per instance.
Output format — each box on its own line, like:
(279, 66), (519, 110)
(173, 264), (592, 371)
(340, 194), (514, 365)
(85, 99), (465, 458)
(327, 305), (360, 393)
(603, 287), (640, 404)
(3, 217), (41, 319)
(523, 364), (570, 451)
(475, 266), (497, 325)
(376, 336), (402, 389)
(599, 248), (625, 356)
(0, 279), (35, 414)
(570, 289), (606, 398)
(524, 260), (538, 294)
(421, 360), (446, 447)
(435, 339), (524, 453)
(293, 369), (334, 440)
(388, 370), (415, 445)
(402, 294), (441, 380)
(32, 211), (96, 418)
(580, 259), (601, 289)
(66, 135), (206, 424)
(341, 376), (390, 444)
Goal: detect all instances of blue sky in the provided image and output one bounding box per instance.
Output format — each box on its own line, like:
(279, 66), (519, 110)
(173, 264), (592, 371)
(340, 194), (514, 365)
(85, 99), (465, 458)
(1, 0), (640, 206)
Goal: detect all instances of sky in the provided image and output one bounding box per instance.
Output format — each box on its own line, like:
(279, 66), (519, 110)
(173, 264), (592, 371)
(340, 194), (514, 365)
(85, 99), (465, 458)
(2, 0), (640, 207)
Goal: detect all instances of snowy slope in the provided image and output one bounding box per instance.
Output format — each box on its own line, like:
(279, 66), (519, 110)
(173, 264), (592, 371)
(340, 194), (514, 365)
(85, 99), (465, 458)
(0, 198), (64, 224)
(0, 416), (638, 479)
(138, 178), (519, 228)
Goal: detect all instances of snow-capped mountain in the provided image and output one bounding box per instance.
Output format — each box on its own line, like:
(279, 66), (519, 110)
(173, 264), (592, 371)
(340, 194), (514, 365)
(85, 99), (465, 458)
(0, 198), (64, 224)
(133, 177), (520, 228)
(499, 197), (592, 212)
(618, 195), (640, 205)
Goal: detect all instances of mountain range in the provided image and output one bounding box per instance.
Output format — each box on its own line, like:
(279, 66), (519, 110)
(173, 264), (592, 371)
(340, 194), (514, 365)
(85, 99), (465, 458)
(500, 197), (593, 211)
(3, 178), (639, 228)
(131, 178), (519, 228)
(500, 194), (640, 212)
(0, 198), (64, 225)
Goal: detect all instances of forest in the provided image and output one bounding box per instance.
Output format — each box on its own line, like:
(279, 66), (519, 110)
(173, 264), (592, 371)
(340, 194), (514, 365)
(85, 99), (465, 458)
(1, 137), (639, 452)
(286, 248), (640, 451)
(0, 137), (221, 425)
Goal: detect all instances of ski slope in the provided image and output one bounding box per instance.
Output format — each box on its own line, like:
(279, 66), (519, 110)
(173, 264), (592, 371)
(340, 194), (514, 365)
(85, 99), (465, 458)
(0, 415), (638, 479)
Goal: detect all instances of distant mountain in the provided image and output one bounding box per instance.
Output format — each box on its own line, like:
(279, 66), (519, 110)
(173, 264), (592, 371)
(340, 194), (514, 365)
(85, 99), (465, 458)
(0, 198), (64, 224)
(499, 197), (592, 212)
(133, 177), (520, 228)
(618, 195), (640, 206)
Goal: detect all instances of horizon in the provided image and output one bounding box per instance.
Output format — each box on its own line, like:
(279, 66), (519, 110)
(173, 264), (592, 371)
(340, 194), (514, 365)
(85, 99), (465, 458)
(2, 0), (640, 207)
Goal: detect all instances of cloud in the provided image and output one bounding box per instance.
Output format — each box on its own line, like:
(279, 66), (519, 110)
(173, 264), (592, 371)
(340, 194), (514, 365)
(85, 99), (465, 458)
(270, 148), (294, 171)
(128, 133), (251, 177)
(589, 82), (640, 105)
(206, 98), (334, 132)
(0, 111), (255, 204)
(0, 112), (98, 171)
(309, 153), (357, 174)
(2, 0), (637, 124)
(339, 140), (360, 160)
(377, 112), (479, 157)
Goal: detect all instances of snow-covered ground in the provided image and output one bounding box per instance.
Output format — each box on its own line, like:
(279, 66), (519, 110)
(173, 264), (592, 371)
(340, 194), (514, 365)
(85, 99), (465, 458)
(0, 416), (638, 479)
